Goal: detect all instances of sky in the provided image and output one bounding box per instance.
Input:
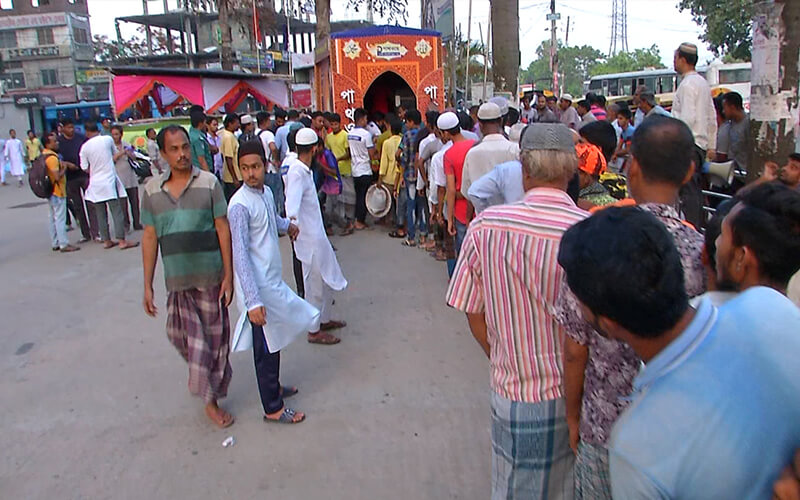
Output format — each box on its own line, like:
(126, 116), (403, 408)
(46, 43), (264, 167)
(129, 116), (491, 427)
(88, 0), (715, 68)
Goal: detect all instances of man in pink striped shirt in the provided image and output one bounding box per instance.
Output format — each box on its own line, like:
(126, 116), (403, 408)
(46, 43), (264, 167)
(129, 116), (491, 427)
(447, 123), (587, 500)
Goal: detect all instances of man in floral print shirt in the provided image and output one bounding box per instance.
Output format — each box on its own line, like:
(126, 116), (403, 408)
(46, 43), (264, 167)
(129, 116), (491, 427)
(557, 115), (706, 499)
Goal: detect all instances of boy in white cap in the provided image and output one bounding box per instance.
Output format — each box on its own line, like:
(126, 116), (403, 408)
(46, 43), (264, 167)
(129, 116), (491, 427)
(284, 127), (348, 345)
(460, 102), (520, 220)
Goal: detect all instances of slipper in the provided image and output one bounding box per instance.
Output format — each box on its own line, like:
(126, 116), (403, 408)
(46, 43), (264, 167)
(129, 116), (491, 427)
(401, 239), (416, 247)
(119, 242), (140, 250)
(339, 227), (355, 236)
(281, 386), (299, 398)
(263, 407), (305, 424)
(206, 406), (235, 428)
(321, 320), (347, 331)
(103, 241), (119, 249)
(308, 331), (341, 344)
(388, 231), (405, 239)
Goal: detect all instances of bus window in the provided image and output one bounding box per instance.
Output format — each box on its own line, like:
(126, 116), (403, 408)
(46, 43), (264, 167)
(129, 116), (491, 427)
(719, 68), (751, 84)
(601, 80), (609, 95)
(659, 76), (675, 93)
(608, 78), (619, 96)
(643, 77), (656, 92)
(589, 79), (602, 92)
(621, 79), (632, 97)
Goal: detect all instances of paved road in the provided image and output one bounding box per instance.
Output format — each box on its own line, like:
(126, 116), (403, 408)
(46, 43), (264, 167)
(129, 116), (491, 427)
(0, 184), (491, 499)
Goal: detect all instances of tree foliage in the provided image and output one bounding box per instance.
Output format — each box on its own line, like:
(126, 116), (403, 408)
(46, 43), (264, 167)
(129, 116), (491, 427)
(344, 0), (409, 24)
(590, 45), (665, 76)
(520, 41), (604, 96)
(678, 0), (753, 61)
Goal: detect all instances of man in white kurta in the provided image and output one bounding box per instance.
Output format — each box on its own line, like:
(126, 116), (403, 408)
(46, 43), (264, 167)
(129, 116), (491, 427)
(284, 128), (348, 345)
(672, 42), (716, 228)
(3, 129), (25, 187)
(229, 141), (318, 423)
(80, 123), (138, 250)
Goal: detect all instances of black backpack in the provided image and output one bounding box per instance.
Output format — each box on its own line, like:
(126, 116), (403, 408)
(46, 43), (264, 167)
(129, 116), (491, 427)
(28, 153), (56, 199)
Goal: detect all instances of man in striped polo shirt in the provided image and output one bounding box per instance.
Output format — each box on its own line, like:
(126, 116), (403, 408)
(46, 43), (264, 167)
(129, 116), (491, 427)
(447, 123), (587, 500)
(141, 125), (235, 428)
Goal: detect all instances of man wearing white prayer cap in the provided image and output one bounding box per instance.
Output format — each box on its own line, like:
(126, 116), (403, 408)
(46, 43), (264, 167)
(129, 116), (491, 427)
(284, 127), (348, 345)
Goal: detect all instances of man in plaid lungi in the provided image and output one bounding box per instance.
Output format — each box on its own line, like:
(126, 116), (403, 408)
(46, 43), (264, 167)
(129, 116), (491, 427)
(141, 125), (235, 428)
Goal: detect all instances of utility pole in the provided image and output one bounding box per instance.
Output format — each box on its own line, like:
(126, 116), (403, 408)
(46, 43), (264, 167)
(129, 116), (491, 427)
(748, 0), (799, 181)
(548, 0), (560, 92)
(464, 0), (473, 105)
(565, 15), (570, 47)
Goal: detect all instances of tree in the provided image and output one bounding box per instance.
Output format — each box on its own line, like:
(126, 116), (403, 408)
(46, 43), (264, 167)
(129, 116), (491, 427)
(520, 41), (603, 96)
(491, 0), (520, 94)
(678, 0), (753, 61)
(345, 0), (408, 23)
(589, 45), (664, 76)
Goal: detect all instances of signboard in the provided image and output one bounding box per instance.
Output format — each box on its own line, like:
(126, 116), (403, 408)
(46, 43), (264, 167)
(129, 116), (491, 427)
(4, 46), (68, 61)
(264, 52), (275, 71)
(75, 69), (109, 84)
(366, 41), (408, 61)
(0, 13), (67, 30)
(292, 88), (312, 108)
(13, 94), (55, 107)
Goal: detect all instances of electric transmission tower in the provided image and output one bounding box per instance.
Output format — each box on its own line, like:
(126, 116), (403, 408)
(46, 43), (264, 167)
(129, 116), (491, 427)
(609, 0), (629, 56)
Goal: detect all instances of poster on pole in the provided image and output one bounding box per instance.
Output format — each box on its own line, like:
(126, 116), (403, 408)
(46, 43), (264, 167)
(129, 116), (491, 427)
(422, 0), (454, 41)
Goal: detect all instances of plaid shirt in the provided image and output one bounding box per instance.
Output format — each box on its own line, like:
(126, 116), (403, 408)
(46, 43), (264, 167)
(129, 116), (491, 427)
(400, 127), (419, 182)
(447, 188), (589, 402)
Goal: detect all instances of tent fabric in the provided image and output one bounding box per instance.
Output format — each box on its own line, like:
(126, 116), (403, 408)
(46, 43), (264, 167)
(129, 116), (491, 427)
(112, 72), (289, 116)
(112, 75), (204, 116)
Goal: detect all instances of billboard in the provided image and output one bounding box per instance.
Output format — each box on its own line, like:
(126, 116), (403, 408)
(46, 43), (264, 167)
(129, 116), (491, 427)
(421, 0), (453, 41)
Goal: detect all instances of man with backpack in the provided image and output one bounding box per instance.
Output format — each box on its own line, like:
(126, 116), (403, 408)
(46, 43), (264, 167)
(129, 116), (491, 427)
(39, 132), (79, 252)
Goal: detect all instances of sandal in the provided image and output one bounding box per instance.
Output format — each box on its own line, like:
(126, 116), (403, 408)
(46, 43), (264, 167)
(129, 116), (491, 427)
(401, 239), (416, 247)
(320, 320), (347, 331)
(388, 231), (406, 239)
(340, 227), (355, 236)
(119, 241), (140, 250)
(308, 331), (341, 344)
(103, 241), (119, 249)
(263, 407), (305, 424)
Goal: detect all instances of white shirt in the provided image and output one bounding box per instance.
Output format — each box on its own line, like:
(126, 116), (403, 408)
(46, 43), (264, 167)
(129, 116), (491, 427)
(460, 133), (520, 198)
(672, 71), (717, 151)
(365, 121), (382, 139)
(284, 156), (347, 290)
(560, 106), (581, 130)
(416, 133), (438, 190)
(229, 185), (319, 353)
(429, 140), (453, 205)
(3, 138), (25, 176)
(347, 127), (374, 177)
(634, 107), (646, 126)
(258, 129), (277, 172)
(466, 160), (524, 213)
(80, 135), (127, 203)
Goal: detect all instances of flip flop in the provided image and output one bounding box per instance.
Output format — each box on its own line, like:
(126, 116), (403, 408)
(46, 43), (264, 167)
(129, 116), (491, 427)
(308, 331), (341, 344)
(388, 231), (405, 239)
(401, 239), (416, 247)
(320, 320), (347, 331)
(263, 407), (305, 424)
(103, 241), (119, 249)
(119, 242), (140, 250)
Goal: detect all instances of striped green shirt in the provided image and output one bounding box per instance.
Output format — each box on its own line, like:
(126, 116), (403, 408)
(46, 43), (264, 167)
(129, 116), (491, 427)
(141, 167), (227, 292)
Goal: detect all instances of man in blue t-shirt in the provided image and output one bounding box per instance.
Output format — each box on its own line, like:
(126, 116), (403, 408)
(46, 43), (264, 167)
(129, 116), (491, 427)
(557, 204), (800, 500)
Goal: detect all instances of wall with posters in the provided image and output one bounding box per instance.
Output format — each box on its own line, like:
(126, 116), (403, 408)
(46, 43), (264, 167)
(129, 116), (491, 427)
(316, 26), (444, 128)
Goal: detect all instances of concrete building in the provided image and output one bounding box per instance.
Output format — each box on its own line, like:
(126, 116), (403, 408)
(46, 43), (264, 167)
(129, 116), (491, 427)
(0, 0), (104, 104)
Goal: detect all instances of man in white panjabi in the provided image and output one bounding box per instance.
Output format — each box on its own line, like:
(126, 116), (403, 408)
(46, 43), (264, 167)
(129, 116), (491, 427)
(80, 122), (138, 250)
(229, 141), (319, 424)
(284, 127), (348, 345)
(3, 129), (26, 187)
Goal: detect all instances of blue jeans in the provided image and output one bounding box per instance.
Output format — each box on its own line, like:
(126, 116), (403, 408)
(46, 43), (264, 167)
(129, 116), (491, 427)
(448, 220), (468, 277)
(265, 172), (285, 217)
(405, 181), (428, 241)
(48, 195), (68, 248)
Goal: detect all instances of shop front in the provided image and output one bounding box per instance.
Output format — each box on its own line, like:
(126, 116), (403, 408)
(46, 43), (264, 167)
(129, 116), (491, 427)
(316, 26), (445, 127)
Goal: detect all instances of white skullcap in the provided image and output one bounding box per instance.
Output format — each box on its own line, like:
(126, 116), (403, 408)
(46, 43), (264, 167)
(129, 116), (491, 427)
(295, 127), (318, 146)
(240, 114), (254, 125)
(437, 111), (459, 131)
(489, 96), (509, 115)
(477, 102), (502, 120)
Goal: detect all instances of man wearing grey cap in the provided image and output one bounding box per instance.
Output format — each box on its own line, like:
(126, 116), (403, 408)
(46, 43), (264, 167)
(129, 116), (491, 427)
(461, 102), (520, 218)
(447, 122), (585, 500)
(673, 42), (716, 227)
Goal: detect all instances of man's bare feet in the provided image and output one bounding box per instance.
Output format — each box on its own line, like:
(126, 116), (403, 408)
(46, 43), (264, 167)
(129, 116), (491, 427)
(103, 240), (118, 249)
(119, 240), (140, 250)
(205, 401), (234, 428)
(354, 221), (368, 230)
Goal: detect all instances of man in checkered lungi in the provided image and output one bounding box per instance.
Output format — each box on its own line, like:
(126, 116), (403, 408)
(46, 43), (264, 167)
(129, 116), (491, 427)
(141, 125), (236, 428)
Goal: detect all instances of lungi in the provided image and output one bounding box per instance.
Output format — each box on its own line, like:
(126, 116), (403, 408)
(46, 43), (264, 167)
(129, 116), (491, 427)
(491, 392), (575, 500)
(574, 441), (612, 500)
(166, 287), (232, 403)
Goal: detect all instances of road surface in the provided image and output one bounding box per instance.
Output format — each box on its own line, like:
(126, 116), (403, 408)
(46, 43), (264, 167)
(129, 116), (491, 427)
(0, 183), (491, 499)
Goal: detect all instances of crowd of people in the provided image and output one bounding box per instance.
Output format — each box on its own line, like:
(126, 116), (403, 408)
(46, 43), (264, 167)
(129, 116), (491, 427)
(10, 39), (800, 499)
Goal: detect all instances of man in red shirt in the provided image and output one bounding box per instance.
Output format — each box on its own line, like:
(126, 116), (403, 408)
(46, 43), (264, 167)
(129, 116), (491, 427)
(442, 112), (475, 265)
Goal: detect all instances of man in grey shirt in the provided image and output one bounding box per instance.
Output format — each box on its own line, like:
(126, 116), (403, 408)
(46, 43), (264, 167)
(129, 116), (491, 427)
(717, 91), (749, 174)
